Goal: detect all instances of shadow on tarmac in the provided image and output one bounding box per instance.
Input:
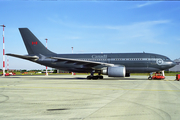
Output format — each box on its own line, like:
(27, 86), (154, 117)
(47, 108), (69, 111)
(13, 76), (148, 81)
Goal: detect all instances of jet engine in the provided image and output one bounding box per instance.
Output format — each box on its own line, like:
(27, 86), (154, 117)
(102, 66), (126, 77)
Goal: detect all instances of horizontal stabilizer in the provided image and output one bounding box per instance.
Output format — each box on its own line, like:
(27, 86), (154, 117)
(6, 53), (39, 61)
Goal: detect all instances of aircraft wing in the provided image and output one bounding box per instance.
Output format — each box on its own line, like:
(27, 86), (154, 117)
(50, 57), (114, 67)
(6, 53), (39, 61)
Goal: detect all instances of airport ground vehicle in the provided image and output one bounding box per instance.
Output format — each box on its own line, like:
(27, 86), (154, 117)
(176, 74), (180, 81)
(2, 72), (16, 76)
(148, 72), (165, 80)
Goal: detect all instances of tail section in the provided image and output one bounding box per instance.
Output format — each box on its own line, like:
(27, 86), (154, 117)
(19, 28), (55, 55)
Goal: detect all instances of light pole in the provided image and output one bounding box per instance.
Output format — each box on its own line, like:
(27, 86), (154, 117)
(1, 25), (6, 76)
(71, 47), (73, 53)
(45, 38), (48, 49)
(45, 38), (48, 76)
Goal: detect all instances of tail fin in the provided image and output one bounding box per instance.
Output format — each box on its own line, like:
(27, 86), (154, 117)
(19, 28), (55, 55)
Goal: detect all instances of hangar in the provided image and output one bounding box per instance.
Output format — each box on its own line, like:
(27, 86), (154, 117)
(169, 58), (180, 72)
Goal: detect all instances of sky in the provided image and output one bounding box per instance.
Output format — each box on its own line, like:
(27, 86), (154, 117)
(0, 0), (180, 70)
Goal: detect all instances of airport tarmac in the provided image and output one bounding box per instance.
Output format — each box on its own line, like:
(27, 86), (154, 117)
(0, 75), (180, 120)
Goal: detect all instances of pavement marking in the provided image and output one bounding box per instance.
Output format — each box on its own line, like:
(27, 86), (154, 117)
(0, 86), (180, 92)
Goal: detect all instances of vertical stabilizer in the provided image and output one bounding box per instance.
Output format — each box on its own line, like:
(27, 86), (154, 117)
(19, 28), (55, 55)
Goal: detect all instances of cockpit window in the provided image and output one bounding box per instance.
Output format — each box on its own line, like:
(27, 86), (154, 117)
(163, 58), (170, 61)
(162, 58), (170, 61)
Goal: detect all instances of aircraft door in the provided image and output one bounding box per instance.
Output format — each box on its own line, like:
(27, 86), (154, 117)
(107, 57), (111, 63)
(150, 56), (156, 65)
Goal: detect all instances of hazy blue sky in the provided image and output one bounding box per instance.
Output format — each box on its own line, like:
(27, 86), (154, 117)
(0, 1), (180, 70)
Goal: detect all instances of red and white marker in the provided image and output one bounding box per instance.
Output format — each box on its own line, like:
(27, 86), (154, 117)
(45, 38), (48, 76)
(7, 55), (9, 73)
(1, 25), (6, 76)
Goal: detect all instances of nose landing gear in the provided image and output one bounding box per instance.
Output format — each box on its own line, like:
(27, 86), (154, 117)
(148, 73), (153, 80)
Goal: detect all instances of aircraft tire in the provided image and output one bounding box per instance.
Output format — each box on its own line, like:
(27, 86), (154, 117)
(87, 76), (92, 80)
(148, 76), (152, 80)
(98, 76), (103, 79)
(92, 76), (98, 80)
(87, 75), (103, 80)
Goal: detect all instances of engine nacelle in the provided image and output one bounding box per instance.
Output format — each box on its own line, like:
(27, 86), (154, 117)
(102, 66), (126, 77)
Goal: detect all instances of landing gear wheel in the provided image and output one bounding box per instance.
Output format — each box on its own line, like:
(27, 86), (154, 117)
(98, 76), (103, 79)
(87, 76), (92, 80)
(92, 76), (98, 80)
(148, 76), (152, 80)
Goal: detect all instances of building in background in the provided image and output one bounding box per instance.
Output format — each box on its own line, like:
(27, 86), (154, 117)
(169, 58), (180, 72)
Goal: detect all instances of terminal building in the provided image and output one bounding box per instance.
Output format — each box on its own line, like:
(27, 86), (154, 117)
(169, 58), (180, 72)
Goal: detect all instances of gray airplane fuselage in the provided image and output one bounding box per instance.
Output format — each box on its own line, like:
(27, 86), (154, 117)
(36, 52), (175, 73)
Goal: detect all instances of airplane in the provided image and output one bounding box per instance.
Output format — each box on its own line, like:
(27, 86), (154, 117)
(6, 28), (176, 79)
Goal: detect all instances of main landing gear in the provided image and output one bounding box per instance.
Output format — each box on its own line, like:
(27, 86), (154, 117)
(148, 72), (153, 80)
(87, 72), (103, 80)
